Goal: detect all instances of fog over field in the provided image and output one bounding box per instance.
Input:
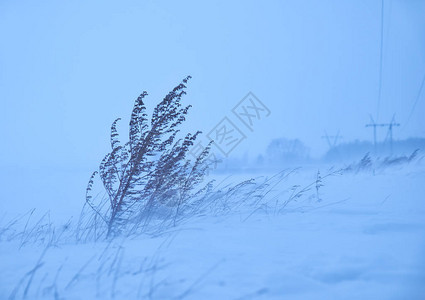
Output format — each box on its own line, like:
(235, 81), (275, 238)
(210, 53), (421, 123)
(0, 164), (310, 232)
(1, 1), (424, 299)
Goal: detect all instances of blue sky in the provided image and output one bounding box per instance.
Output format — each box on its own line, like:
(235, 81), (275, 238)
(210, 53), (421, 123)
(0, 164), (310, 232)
(1, 0), (425, 169)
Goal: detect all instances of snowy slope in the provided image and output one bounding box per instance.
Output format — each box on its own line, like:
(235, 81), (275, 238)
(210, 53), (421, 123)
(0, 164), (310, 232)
(1, 162), (424, 299)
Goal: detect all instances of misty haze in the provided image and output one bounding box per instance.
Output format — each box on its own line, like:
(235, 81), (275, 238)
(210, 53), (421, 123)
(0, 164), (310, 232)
(1, 1), (424, 299)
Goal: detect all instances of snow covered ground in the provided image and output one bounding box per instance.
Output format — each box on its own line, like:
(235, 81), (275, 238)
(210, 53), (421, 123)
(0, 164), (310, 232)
(1, 160), (425, 299)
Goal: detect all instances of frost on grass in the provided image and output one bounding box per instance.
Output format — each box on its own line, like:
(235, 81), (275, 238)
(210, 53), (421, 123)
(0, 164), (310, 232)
(83, 76), (215, 238)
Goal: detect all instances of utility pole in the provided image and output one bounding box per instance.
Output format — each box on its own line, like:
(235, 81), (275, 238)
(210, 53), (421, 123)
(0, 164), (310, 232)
(366, 116), (382, 154)
(366, 115), (400, 155)
(321, 130), (343, 149)
(384, 115), (400, 155)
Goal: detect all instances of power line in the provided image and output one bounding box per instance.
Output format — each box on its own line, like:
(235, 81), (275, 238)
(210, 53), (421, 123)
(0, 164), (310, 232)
(376, 0), (385, 122)
(405, 72), (425, 128)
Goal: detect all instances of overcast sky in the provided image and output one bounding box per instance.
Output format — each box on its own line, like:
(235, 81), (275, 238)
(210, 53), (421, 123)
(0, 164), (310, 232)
(1, 0), (425, 169)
